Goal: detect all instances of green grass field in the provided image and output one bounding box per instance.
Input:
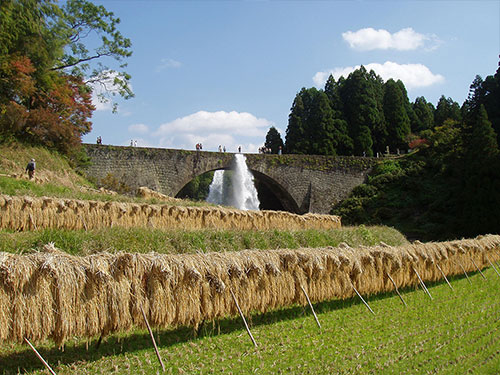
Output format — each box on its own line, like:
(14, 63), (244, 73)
(0, 225), (407, 255)
(1, 266), (499, 374)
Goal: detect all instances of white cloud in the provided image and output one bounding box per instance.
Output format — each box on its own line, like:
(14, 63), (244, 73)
(342, 27), (439, 51)
(313, 61), (444, 90)
(128, 123), (149, 134)
(156, 58), (182, 72)
(153, 110), (273, 152)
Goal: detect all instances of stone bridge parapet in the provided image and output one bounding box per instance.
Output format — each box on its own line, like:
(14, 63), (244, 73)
(82, 144), (377, 214)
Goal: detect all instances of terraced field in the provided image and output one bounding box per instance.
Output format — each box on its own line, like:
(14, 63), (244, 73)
(0, 265), (499, 374)
(1, 143), (499, 374)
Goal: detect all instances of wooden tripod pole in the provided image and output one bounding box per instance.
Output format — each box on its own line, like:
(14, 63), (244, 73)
(471, 258), (487, 280)
(457, 261), (472, 285)
(300, 285), (321, 330)
(351, 282), (375, 315)
(141, 307), (165, 372)
(435, 264), (453, 290)
(486, 256), (500, 278)
(230, 288), (257, 347)
(386, 273), (407, 307)
(412, 267), (433, 301)
(24, 338), (57, 375)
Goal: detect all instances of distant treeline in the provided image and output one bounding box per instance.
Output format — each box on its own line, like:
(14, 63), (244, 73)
(278, 65), (500, 158)
(331, 61), (500, 240)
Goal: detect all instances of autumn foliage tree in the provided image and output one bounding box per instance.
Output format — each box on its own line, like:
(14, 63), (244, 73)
(0, 0), (132, 156)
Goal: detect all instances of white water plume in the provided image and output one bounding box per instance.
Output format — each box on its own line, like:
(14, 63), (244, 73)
(205, 154), (260, 210)
(207, 170), (225, 205)
(231, 154), (260, 210)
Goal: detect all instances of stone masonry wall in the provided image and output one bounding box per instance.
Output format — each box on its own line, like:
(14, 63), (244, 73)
(83, 144), (376, 214)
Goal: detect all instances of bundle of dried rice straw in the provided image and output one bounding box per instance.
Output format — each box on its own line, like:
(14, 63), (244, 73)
(0, 235), (499, 345)
(0, 194), (341, 231)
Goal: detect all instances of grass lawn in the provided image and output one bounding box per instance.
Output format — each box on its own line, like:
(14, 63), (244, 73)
(0, 225), (408, 255)
(1, 267), (499, 374)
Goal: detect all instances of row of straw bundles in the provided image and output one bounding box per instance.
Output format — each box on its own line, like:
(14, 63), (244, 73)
(1, 235), (499, 345)
(0, 194), (341, 231)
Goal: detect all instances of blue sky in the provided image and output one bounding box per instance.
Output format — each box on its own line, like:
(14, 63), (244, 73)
(82, 0), (500, 153)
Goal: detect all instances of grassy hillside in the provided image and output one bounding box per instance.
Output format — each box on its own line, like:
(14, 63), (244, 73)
(0, 142), (209, 206)
(0, 141), (91, 189)
(0, 267), (498, 374)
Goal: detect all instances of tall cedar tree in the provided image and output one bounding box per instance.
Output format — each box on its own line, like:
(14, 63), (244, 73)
(285, 91), (307, 154)
(396, 80), (418, 135)
(460, 105), (500, 236)
(434, 95), (462, 127)
(463, 63), (500, 144)
(285, 88), (352, 155)
(412, 96), (435, 133)
(339, 67), (385, 156)
(264, 126), (284, 154)
(383, 79), (411, 151)
(324, 75), (353, 155)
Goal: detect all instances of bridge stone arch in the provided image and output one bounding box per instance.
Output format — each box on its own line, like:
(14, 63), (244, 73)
(83, 144), (376, 214)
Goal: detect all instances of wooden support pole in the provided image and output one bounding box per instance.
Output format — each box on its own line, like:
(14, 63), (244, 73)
(95, 334), (103, 349)
(412, 267), (433, 301)
(435, 264), (453, 290)
(495, 250), (500, 269)
(386, 273), (407, 307)
(24, 338), (57, 375)
(456, 261), (472, 285)
(141, 307), (165, 372)
(229, 288), (257, 347)
(29, 213), (37, 230)
(300, 285), (321, 330)
(471, 258), (487, 280)
(350, 282), (375, 315)
(486, 256), (500, 278)
(81, 216), (88, 232)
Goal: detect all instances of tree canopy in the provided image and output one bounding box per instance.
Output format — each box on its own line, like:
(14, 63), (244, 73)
(0, 0), (133, 155)
(264, 126), (284, 154)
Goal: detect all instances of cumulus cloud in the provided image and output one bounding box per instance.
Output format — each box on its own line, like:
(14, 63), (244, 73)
(342, 27), (439, 51)
(153, 110), (273, 152)
(128, 123), (149, 134)
(313, 61), (444, 90)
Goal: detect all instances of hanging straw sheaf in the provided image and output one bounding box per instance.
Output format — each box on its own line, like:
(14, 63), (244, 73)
(0, 194), (341, 232)
(0, 235), (499, 345)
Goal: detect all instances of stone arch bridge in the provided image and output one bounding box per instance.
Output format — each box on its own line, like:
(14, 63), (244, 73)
(83, 144), (377, 214)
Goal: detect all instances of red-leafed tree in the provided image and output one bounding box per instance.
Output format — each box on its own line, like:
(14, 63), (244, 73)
(0, 0), (132, 156)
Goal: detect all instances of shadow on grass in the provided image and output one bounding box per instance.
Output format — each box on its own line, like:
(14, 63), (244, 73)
(0, 269), (489, 374)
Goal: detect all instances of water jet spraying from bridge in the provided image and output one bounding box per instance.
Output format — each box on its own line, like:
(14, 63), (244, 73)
(207, 154), (260, 210)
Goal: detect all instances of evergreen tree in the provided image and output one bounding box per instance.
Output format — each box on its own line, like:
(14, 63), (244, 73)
(383, 79), (411, 151)
(284, 87), (352, 155)
(463, 62), (500, 144)
(434, 95), (461, 127)
(412, 96), (435, 133)
(264, 126), (284, 154)
(324, 74), (345, 116)
(339, 66), (384, 156)
(396, 80), (418, 134)
(323, 75), (353, 155)
(285, 90), (307, 154)
(481, 65), (500, 143)
(368, 70), (387, 154)
(460, 105), (500, 236)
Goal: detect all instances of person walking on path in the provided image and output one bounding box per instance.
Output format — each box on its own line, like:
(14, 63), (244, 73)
(26, 158), (36, 180)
